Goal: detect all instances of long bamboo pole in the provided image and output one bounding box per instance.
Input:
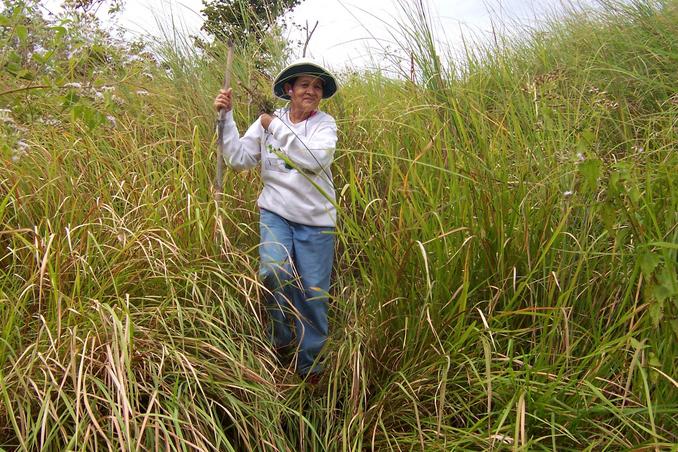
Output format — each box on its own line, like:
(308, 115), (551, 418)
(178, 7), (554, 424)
(215, 43), (234, 203)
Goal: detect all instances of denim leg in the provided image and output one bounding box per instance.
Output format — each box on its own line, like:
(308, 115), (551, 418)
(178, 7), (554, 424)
(259, 209), (295, 350)
(291, 224), (335, 376)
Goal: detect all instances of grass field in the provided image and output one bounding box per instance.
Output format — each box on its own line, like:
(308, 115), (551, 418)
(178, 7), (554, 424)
(1, 0), (676, 449)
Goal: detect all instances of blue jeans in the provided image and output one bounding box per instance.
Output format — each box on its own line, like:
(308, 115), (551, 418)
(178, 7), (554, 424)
(258, 209), (335, 376)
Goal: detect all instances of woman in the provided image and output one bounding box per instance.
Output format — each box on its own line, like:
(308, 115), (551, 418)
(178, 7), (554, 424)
(213, 59), (338, 383)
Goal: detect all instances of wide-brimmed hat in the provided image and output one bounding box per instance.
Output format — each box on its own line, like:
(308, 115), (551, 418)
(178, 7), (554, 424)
(273, 58), (338, 100)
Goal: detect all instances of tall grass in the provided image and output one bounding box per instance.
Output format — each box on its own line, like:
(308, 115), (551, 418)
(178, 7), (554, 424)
(1, 0), (676, 449)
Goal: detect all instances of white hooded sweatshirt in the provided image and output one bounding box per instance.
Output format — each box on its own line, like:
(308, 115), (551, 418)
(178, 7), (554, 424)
(220, 108), (338, 227)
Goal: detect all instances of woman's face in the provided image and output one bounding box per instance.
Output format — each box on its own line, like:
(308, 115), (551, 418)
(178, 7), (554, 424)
(287, 75), (324, 113)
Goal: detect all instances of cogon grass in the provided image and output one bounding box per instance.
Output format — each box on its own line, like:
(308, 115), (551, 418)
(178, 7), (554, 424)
(1, 0), (677, 450)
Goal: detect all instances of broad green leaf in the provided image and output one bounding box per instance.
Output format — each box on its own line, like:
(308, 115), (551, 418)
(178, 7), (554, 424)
(629, 185), (642, 204)
(32, 51), (54, 64)
(6, 50), (21, 64)
(657, 266), (677, 296)
(651, 283), (671, 304)
(51, 26), (67, 41)
(11, 4), (26, 19)
(578, 158), (601, 193)
(648, 297), (663, 327)
(639, 250), (661, 278)
(16, 69), (33, 80)
(5, 62), (22, 74)
(608, 171), (621, 197)
(15, 24), (28, 43)
(582, 129), (596, 145)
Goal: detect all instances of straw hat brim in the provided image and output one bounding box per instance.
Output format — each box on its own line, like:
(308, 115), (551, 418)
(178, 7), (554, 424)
(273, 60), (337, 100)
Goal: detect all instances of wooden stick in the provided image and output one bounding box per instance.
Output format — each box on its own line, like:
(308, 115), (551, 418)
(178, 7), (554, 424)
(302, 20), (318, 58)
(215, 43), (234, 203)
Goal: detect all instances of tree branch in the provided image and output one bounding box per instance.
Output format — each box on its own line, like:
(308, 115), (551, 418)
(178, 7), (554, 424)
(302, 20), (318, 58)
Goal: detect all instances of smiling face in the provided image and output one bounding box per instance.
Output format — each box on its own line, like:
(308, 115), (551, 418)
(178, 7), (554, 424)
(285, 75), (324, 117)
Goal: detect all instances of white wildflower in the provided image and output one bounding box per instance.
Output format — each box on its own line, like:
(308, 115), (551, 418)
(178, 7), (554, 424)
(136, 89), (149, 96)
(101, 85), (115, 92)
(38, 117), (61, 126)
(141, 72), (154, 80)
(17, 140), (29, 152)
(0, 108), (13, 123)
(63, 82), (82, 89)
(111, 95), (125, 106)
(11, 140), (29, 162)
(106, 115), (117, 127)
(94, 91), (104, 100)
(563, 190), (574, 197)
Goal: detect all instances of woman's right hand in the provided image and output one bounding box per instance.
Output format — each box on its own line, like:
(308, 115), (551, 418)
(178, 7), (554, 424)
(214, 88), (232, 112)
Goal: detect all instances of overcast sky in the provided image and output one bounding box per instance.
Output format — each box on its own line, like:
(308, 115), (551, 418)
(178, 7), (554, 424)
(45, 0), (583, 71)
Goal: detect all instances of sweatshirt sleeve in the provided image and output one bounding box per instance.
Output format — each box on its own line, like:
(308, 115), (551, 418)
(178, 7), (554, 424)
(220, 110), (262, 171)
(267, 114), (337, 174)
